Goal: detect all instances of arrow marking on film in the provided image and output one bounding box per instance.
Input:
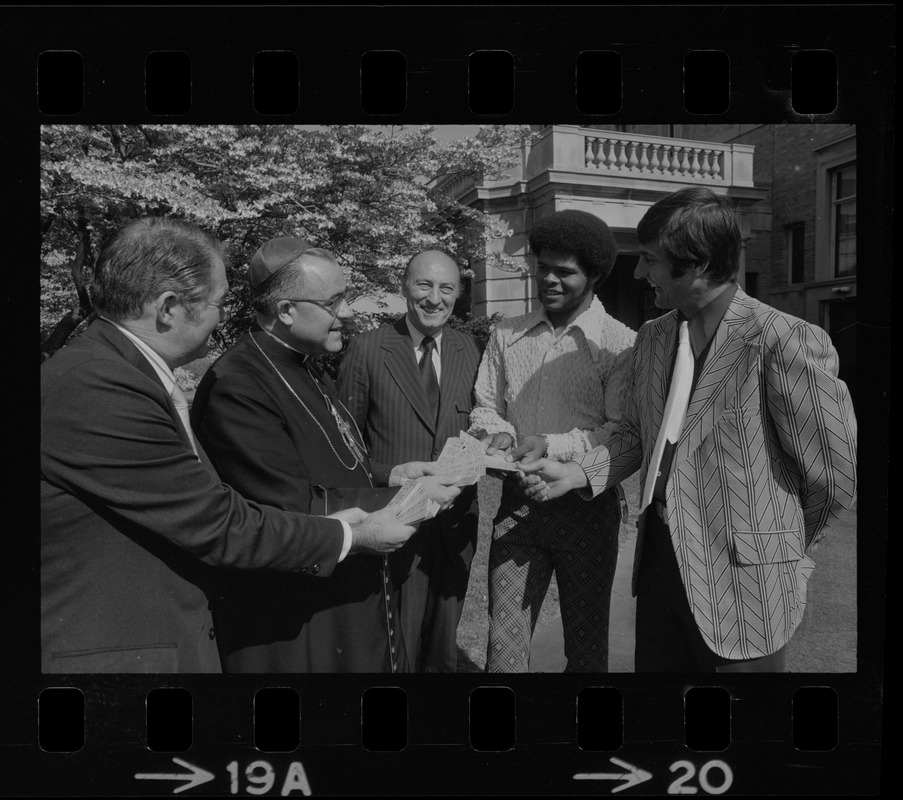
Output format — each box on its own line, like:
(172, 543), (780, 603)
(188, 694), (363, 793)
(574, 757), (653, 793)
(135, 758), (215, 794)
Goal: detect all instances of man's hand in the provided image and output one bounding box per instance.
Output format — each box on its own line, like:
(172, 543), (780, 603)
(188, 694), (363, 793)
(326, 507), (368, 524)
(517, 458), (588, 501)
(481, 432), (515, 456)
(389, 460), (429, 486)
(415, 475), (463, 511)
(390, 460), (445, 486)
(509, 434), (546, 465)
(348, 506), (417, 555)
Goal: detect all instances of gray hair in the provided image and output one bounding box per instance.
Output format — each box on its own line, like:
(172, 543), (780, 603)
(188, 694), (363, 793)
(90, 217), (224, 322)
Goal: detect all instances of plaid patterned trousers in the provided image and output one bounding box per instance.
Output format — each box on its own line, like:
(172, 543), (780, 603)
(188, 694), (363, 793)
(486, 479), (620, 673)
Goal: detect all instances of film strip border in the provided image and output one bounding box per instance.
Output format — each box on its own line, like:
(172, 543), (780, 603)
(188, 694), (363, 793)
(37, 48), (841, 119)
(12, 677), (882, 795)
(5, 4), (891, 797)
(11, 5), (893, 123)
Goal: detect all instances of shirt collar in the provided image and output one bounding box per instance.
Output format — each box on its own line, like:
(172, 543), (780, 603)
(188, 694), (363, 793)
(405, 315), (443, 353)
(509, 296), (609, 360)
(102, 317), (178, 394)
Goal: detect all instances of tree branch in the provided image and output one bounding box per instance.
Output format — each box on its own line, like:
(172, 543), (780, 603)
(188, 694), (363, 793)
(42, 221), (94, 358)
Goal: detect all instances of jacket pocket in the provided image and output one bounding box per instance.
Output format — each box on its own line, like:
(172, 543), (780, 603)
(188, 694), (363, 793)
(731, 529), (805, 566)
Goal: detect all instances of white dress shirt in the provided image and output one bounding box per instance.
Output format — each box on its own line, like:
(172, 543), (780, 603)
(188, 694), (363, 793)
(405, 315), (443, 384)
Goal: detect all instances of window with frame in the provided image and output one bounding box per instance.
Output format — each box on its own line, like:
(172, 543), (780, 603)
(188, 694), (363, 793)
(786, 222), (805, 284)
(831, 164), (856, 278)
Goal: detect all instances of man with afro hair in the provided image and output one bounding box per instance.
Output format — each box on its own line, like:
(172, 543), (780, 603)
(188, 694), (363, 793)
(469, 209), (636, 672)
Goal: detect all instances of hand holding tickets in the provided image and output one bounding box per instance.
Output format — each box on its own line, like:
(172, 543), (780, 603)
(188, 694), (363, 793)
(388, 474), (458, 524)
(390, 432), (520, 525)
(436, 431), (520, 485)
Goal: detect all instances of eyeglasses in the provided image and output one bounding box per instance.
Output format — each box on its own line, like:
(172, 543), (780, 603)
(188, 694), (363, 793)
(282, 293), (348, 316)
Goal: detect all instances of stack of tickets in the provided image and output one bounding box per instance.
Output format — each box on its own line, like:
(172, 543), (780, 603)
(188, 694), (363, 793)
(392, 479), (442, 526)
(391, 431), (520, 525)
(435, 430), (520, 485)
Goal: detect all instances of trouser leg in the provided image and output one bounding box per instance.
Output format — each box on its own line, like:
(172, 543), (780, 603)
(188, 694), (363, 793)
(486, 534), (553, 673)
(553, 492), (620, 673)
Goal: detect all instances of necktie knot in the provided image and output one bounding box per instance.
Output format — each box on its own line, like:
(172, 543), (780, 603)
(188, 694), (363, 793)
(421, 336), (435, 356)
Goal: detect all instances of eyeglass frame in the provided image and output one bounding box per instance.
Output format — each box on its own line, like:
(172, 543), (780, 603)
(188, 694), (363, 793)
(281, 292), (349, 317)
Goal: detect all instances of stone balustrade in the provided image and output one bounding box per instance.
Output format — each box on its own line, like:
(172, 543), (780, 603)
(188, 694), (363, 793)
(585, 135), (727, 180)
(518, 125), (755, 188)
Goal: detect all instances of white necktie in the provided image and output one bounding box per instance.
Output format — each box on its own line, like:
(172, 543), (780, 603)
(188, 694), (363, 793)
(171, 384), (199, 457)
(641, 320), (693, 510)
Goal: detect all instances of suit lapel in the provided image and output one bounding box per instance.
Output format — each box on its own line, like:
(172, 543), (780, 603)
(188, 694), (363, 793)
(436, 328), (466, 434)
(381, 317), (437, 435)
(639, 313), (679, 464)
(679, 290), (762, 454)
(86, 320), (209, 460)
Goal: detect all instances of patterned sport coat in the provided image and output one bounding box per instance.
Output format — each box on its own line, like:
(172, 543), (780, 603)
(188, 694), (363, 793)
(578, 288), (857, 660)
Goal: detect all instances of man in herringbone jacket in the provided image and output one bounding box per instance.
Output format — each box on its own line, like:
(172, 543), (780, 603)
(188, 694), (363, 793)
(520, 187), (857, 672)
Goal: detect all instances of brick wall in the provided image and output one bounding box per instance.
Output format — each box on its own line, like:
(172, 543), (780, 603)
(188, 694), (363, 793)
(687, 123), (854, 308)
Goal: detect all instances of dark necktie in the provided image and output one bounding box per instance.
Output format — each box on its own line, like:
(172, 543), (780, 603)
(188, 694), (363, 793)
(419, 336), (440, 421)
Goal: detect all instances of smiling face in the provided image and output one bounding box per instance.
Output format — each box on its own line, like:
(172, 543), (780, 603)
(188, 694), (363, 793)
(634, 240), (710, 317)
(534, 248), (597, 326)
(403, 251), (461, 337)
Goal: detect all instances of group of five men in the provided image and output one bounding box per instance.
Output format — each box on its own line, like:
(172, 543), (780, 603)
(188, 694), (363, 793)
(41, 186), (857, 674)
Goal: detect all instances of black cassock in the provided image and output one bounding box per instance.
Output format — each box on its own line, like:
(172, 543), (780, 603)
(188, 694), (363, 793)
(192, 327), (406, 673)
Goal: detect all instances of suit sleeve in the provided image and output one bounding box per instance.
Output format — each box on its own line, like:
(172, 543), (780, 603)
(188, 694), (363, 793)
(576, 333), (645, 499)
(41, 357), (344, 576)
(764, 320), (857, 547)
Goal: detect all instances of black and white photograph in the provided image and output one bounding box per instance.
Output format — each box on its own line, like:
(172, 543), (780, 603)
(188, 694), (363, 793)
(38, 122), (859, 676)
(8, 3), (892, 797)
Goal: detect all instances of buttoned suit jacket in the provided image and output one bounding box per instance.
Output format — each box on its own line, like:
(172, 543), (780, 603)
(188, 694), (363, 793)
(337, 317), (481, 594)
(578, 289), (857, 660)
(41, 320), (343, 673)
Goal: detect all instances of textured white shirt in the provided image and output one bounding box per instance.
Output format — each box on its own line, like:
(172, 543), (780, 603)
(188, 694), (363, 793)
(469, 297), (636, 461)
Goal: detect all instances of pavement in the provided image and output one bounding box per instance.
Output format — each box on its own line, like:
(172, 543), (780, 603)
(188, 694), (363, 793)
(529, 501), (858, 672)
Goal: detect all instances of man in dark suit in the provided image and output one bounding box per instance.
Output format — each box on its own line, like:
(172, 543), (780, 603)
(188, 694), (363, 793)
(41, 218), (417, 673)
(191, 239), (461, 673)
(520, 188), (858, 672)
(337, 251), (481, 672)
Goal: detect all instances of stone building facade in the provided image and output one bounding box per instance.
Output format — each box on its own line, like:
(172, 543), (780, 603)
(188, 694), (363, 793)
(440, 123), (856, 396)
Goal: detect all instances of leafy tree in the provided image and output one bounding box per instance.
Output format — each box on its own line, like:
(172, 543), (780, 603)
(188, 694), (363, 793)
(41, 124), (531, 358)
